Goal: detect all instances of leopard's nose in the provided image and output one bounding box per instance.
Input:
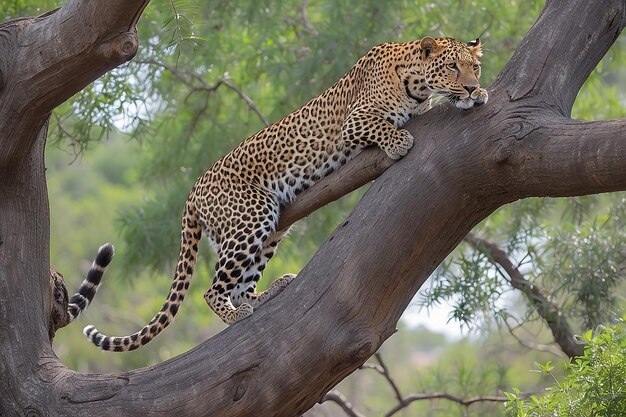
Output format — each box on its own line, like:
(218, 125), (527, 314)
(464, 85), (477, 95)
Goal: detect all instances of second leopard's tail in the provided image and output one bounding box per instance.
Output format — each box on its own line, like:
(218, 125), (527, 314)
(83, 202), (201, 351)
(67, 243), (115, 321)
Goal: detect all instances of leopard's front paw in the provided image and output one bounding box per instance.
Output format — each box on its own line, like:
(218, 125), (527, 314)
(383, 129), (414, 160)
(452, 87), (488, 109)
(471, 87), (488, 106)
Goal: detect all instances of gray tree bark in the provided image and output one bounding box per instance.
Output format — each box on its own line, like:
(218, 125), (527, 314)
(1, 0), (625, 416)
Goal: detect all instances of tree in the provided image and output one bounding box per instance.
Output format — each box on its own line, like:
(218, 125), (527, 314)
(1, 0), (625, 416)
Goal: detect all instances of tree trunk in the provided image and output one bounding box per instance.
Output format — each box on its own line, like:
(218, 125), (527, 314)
(1, 0), (625, 416)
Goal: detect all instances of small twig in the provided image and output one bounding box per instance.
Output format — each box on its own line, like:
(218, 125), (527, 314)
(374, 353), (404, 403)
(384, 392), (513, 417)
(186, 93), (210, 139)
(136, 58), (193, 86)
(167, 0), (183, 46)
(503, 319), (568, 359)
(359, 362), (383, 372)
(321, 390), (367, 417)
(221, 76), (270, 126)
(296, 0), (317, 35)
(323, 382), (520, 417)
(52, 112), (84, 162)
(325, 387), (518, 417)
(285, 0), (318, 38)
(136, 59), (270, 127)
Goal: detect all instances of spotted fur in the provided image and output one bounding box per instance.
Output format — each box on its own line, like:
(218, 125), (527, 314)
(68, 243), (115, 321)
(84, 36), (487, 351)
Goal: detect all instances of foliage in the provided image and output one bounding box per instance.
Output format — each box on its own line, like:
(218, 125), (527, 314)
(423, 195), (626, 333)
(505, 322), (626, 417)
(3, 0), (62, 19)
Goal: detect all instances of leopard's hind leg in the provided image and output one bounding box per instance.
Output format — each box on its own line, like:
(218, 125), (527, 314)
(233, 229), (296, 309)
(203, 184), (288, 324)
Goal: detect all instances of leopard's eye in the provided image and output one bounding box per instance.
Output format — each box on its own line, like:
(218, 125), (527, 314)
(447, 62), (458, 71)
(473, 63), (480, 71)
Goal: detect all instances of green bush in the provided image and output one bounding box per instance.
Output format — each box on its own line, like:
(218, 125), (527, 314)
(505, 321), (626, 417)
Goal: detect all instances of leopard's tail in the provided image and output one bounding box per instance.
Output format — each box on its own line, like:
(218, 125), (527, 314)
(67, 243), (115, 321)
(83, 202), (201, 352)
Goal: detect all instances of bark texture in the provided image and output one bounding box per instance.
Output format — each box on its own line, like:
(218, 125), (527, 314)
(1, 0), (625, 416)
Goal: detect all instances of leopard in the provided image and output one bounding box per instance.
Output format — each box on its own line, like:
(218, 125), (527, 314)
(83, 36), (488, 351)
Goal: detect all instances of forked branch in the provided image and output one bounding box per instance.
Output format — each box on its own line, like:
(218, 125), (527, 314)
(322, 352), (525, 417)
(0, 0), (150, 167)
(465, 233), (584, 358)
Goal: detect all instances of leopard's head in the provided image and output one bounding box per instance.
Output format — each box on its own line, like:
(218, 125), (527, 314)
(418, 37), (483, 102)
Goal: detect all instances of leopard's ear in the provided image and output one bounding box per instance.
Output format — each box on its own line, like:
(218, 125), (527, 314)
(420, 36), (439, 59)
(467, 38), (483, 58)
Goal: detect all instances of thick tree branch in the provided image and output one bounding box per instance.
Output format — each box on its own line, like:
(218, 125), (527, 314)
(23, 0), (148, 113)
(465, 233), (584, 358)
(279, 147), (394, 230)
(282, 112), (626, 232)
(0, 0), (149, 168)
(48, 266), (71, 339)
(506, 117), (626, 199)
(492, 0), (625, 115)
